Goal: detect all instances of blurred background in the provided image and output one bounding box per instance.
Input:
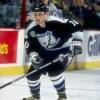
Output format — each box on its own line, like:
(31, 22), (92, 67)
(0, 0), (100, 29)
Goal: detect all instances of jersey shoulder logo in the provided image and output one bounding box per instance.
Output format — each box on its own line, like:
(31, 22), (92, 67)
(30, 31), (36, 37)
(36, 31), (60, 49)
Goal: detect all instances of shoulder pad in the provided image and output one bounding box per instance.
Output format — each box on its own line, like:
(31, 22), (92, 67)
(25, 21), (37, 38)
(47, 16), (68, 23)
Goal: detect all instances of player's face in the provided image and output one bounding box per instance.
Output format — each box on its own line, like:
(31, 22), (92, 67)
(32, 12), (46, 25)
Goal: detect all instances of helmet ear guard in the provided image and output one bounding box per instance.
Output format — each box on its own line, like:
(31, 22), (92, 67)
(32, 3), (49, 13)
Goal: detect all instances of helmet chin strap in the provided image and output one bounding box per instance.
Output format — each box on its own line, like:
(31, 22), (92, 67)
(45, 14), (48, 20)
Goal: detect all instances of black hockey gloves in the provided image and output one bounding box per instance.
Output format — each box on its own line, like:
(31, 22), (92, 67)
(71, 38), (83, 56)
(28, 52), (44, 70)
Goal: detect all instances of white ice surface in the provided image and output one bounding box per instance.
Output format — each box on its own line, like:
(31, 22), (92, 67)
(0, 69), (100, 100)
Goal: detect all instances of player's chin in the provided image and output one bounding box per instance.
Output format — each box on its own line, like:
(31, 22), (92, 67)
(36, 20), (41, 24)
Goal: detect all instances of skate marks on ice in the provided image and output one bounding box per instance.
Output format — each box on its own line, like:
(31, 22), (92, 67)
(0, 69), (100, 100)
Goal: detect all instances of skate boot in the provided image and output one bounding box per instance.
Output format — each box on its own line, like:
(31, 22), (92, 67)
(22, 93), (40, 100)
(58, 92), (67, 100)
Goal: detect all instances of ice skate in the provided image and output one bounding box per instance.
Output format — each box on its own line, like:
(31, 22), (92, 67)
(58, 92), (67, 100)
(22, 93), (40, 100)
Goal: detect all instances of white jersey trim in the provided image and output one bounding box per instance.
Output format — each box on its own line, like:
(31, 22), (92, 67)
(25, 21), (37, 38)
(47, 16), (68, 23)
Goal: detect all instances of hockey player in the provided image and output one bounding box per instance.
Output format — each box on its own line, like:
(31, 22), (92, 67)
(23, 3), (83, 100)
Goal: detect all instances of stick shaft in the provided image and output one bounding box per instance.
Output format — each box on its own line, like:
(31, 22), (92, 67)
(0, 59), (56, 89)
(0, 75), (25, 89)
(0, 53), (70, 89)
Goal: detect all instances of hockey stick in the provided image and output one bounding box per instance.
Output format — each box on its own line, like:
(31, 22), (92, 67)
(0, 53), (72, 90)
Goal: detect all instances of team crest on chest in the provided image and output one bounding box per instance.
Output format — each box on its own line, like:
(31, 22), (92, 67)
(36, 31), (60, 49)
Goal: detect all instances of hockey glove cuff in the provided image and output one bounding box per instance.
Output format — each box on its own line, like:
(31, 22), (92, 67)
(71, 38), (83, 56)
(28, 52), (43, 70)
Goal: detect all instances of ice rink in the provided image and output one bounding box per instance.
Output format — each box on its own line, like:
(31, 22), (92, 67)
(0, 69), (100, 100)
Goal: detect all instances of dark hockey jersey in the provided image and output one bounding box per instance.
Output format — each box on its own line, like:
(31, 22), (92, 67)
(25, 16), (83, 62)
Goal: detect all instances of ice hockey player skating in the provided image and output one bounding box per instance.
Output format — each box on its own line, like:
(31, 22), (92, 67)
(23, 2), (83, 100)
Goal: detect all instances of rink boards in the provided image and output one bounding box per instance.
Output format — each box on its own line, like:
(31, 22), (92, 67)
(0, 29), (100, 75)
